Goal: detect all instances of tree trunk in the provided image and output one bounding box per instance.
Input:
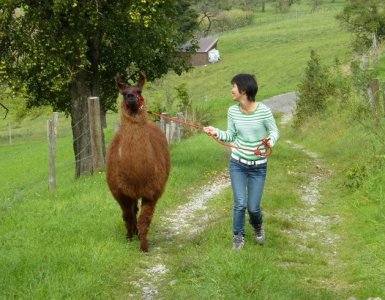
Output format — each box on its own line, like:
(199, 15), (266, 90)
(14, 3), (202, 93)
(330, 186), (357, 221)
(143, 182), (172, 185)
(71, 70), (93, 177)
(89, 33), (107, 158)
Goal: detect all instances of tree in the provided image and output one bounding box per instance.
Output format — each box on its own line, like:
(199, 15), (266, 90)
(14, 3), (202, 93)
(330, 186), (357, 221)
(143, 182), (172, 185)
(193, 0), (223, 37)
(0, 0), (198, 177)
(239, 0), (266, 13)
(293, 50), (334, 127)
(337, 0), (385, 53)
(310, 0), (323, 12)
(273, 0), (291, 13)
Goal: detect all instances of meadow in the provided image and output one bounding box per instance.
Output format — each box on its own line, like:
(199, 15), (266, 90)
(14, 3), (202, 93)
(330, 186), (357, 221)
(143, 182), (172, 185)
(1, 1), (385, 299)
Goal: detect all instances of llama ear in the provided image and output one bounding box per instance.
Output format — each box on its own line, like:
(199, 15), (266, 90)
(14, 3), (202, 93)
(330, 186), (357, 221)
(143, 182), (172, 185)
(115, 73), (127, 92)
(137, 71), (146, 89)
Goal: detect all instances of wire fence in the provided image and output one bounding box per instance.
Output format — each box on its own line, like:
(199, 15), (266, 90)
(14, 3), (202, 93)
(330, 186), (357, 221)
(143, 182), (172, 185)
(0, 107), (187, 211)
(0, 111), (93, 211)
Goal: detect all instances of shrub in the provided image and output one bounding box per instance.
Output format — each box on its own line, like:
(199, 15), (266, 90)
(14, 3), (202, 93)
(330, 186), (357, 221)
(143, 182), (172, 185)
(147, 83), (212, 138)
(175, 84), (211, 137)
(344, 165), (368, 190)
(293, 49), (335, 127)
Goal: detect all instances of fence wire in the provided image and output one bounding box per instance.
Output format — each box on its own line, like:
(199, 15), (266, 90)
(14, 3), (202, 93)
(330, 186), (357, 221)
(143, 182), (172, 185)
(0, 112), (98, 211)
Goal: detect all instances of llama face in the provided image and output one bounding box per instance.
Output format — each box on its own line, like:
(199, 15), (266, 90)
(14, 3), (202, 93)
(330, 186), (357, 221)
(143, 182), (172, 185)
(122, 87), (144, 113)
(115, 72), (146, 115)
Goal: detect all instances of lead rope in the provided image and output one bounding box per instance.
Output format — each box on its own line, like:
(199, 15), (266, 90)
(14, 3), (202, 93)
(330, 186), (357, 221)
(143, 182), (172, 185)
(147, 110), (272, 157)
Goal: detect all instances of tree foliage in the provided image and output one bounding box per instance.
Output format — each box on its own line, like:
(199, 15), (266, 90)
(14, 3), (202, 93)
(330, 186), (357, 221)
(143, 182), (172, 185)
(0, 0), (198, 176)
(337, 0), (385, 53)
(293, 50), (334, 127)
(0, 0), (198, 114)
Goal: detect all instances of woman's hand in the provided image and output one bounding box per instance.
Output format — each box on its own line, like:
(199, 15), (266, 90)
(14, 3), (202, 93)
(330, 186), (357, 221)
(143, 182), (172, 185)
(203, 126), (217, 137)
(262, 137), (270, 147)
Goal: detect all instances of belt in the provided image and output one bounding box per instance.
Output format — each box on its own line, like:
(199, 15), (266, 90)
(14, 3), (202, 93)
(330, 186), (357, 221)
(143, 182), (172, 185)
(231, 153), (267, 166)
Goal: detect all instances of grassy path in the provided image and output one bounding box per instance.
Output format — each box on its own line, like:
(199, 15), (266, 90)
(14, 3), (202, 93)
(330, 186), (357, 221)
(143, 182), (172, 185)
(282, 140), (346, 292)
(127, 173), (231, 299)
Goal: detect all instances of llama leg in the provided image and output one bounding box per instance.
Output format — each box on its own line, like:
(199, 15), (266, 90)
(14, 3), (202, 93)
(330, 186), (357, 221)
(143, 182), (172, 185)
(131, 200), (139, 237)
(137, 197), (156, 252)
(119, 198), (138, 240)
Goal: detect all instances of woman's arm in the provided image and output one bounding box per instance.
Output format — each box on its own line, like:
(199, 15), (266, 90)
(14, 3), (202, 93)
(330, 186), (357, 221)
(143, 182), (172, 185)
(264, 110), (280, 147)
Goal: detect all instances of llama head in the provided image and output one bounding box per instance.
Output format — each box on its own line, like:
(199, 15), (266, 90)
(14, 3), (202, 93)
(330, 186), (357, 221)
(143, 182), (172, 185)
(115, 72), (146, 115)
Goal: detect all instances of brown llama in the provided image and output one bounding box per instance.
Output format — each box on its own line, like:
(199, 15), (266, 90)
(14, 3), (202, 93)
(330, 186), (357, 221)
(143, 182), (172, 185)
(106, 72), (170, 252)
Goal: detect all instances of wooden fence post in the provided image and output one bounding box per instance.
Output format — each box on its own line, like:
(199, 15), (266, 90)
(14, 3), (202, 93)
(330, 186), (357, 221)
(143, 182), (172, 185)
(362, 55), (369, 70)
(372, 32), (379, 65)
(165, 123), (170, 144)
(155, 112), (185, 144)
(175, 112), (184, 142)
(47, 112), (58, 190)
(160, 112), (168, 134)
(370, 78), (380, 126)
(87, 96), (105, 173)
(383, 81), (385, 118)
(8, 124), (12, 144)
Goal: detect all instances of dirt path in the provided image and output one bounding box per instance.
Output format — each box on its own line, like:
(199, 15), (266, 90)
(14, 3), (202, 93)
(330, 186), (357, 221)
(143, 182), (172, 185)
(130, 92), (342, 299)
(267, 93), (343, 288)
(281, 140), (341, 271)
(264, 92), (340, 265)
(129, 174), (231, 300)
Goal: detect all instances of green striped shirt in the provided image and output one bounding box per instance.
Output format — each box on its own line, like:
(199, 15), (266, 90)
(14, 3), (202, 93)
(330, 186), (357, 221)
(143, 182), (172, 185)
(216, 103), (279, 160)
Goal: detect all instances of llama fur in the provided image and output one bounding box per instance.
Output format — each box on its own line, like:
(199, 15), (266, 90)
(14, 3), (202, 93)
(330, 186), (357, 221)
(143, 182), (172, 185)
(106, 73), (170, 252)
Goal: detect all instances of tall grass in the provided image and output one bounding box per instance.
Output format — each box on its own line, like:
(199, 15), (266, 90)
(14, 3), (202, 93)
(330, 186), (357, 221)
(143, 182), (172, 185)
(284, 107), (385, 298)
(283, 52), (385, 299)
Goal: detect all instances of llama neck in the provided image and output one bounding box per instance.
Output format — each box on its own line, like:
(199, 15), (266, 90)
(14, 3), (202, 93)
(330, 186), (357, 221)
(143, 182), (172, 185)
(118, 122), (155, 166)
(119, 114), (151, 148)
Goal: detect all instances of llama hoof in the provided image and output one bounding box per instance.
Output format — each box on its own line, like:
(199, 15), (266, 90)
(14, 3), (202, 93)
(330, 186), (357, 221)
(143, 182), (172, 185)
(140, 241), (149, 253)
(126, 229), (139, 241)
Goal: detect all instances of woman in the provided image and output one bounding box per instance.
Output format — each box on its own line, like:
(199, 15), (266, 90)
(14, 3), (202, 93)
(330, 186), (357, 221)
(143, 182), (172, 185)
(203, 73), (279, 250)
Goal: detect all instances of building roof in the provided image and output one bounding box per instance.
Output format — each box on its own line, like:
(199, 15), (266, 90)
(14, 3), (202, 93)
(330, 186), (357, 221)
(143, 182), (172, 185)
(197, 37), (218, 52)
(179, 37), (218, 53)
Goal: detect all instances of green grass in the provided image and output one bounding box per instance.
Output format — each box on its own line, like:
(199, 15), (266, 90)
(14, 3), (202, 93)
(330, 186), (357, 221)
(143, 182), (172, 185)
(2, 1), (385, 299)
(156, 142), (339, 300)
(283, 92), (385, 298)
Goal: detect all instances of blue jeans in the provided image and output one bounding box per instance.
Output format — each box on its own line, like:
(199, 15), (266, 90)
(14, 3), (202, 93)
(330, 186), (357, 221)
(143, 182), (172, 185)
(230, 158), (267, 236)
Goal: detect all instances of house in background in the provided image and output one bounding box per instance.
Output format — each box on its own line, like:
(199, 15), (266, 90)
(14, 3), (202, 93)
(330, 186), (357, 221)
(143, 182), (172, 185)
(180, 37), (220, 67)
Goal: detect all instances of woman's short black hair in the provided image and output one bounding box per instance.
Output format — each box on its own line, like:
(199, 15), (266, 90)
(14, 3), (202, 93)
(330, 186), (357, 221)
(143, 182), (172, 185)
(231, 73), (258, 101)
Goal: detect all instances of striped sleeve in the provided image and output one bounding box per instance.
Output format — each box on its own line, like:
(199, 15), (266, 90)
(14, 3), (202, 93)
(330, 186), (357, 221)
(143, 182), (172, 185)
(216, 108), (237, 142)
(264, 107), (279, 147)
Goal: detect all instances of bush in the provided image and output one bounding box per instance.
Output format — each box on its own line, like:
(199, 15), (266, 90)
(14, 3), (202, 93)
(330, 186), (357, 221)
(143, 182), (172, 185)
(147, 83), (212, 138)
(293, 50), (335, 127)
(344, 165), (368, 190)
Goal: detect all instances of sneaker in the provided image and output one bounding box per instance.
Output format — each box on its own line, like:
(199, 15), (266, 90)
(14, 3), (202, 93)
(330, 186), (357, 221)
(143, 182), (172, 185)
(254, 224), (265, 245)
(232, 233), (244, 250)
